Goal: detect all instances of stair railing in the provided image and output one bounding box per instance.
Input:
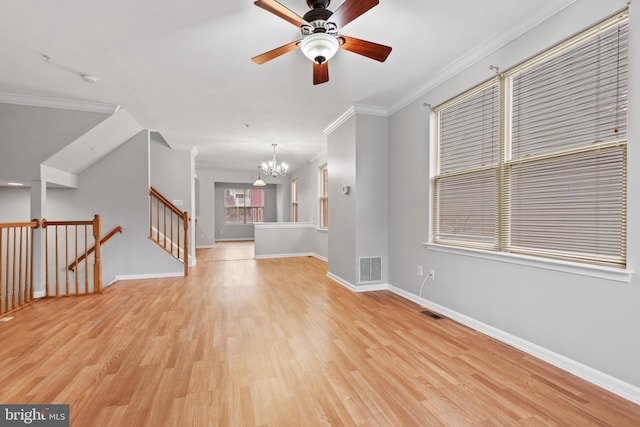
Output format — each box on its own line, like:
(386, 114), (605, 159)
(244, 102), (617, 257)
(68, 226), (122, 272)
(0, 219), (39, 315)
(149, 187), (189, 276)
(41, 214), (103, 296)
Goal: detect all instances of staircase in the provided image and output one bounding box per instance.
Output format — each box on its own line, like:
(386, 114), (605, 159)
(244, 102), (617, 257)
(149, 187), (190, 276)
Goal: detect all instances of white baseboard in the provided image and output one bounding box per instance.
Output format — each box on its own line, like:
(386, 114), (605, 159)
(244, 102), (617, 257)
(113, 272), (184, 282)
(254, 252), (327, 261)
(33, 290), (46, 298)
(384, 284), (640, 406)
(326, 272), (390, 293)
(255, 252), (314, 259)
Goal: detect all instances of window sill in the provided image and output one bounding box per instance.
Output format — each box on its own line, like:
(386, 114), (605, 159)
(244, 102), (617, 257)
(423, 242), (633, 283)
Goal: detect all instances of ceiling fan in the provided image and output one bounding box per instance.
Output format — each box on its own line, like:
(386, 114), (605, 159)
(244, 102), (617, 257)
(252, 0), (392, 85)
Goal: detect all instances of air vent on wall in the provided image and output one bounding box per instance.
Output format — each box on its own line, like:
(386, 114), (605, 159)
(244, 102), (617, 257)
(360, 257), (382, 283)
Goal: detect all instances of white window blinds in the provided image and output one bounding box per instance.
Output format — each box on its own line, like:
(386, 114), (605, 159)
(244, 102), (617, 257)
(434, 81), (499, 248)
(433, 12), (628, 267)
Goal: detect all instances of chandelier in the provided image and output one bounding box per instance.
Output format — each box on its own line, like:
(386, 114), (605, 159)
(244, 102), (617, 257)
(260, 144), (288, 178)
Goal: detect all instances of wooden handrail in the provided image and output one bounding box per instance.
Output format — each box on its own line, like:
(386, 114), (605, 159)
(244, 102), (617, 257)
(150, 187), (184, 217)
(68, 226), (122, 271)
(0, 220), (40, 229)
(41, 220), (93, 227)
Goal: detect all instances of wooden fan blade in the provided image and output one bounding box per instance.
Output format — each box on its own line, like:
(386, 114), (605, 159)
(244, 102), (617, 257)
(339, 35), (392, 62)
(254, 0), (309, 28)
(252, 40), (301, 64)
(330, 0), (379, 29)
(313, 62), (329, 85)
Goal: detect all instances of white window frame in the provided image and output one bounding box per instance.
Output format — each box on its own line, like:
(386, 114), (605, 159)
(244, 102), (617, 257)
(223, 188), (264, 225)
(291, 179), (299, 223)
(429, 11), (630, 280)
(319, 163), (328, 229)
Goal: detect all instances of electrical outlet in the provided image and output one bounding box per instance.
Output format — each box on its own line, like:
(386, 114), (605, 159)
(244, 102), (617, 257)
(428, 269), (435, 280)
(417, 265), (423, 276)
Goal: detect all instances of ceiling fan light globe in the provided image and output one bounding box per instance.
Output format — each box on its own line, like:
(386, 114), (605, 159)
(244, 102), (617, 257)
(300, 33), (339, 64)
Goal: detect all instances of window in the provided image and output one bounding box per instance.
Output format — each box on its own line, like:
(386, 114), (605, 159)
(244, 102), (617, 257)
(224, 188), (264, 224)
(319, 164), (328, 229)
(433, 12), (628, 267)
(291, 179), (299, 222)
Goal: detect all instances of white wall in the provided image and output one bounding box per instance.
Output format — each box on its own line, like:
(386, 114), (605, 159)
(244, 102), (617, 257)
(388, 0), (640, 394)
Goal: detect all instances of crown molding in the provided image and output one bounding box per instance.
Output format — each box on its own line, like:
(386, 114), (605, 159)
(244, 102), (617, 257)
(388, 0), (580, 115)
(323, 106), (354, 135)
(0, 92), (119, 114)
(353, 104), (388, 116)
(323, 104), (388, 135)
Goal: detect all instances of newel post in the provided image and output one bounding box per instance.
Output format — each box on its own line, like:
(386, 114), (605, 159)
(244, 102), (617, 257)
(93, 214), (103, 292)
(183, 211), (189, 277)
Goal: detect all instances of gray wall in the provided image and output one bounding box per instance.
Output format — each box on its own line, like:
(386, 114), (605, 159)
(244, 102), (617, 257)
(288, 153), (329, 260)
(150, 133), (196, 263)
(356, 114), (388, 284)
(326, 112), (389, 286)
(47, 131), (183, 284)
(254, 223), (318, 258)
(195, 168), (289, 247)
(214, 182), (277, 240)
(0, 103), (108, 182)
(388, 0), (640, 389)
(327, 115), (357, 284)
(0, 187), (30, 221)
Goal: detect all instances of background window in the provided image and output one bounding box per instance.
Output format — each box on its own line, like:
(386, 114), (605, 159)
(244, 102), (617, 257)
(319, 164), (328, 229)
(292, 179), (299, 222)
(224, 188), (264, 224)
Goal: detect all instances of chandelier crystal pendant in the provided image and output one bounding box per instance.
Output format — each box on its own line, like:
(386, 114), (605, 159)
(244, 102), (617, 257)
(261, 144), (288, 178)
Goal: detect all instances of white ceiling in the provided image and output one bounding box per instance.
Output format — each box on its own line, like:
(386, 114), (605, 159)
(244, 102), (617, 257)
(0, 0), (577, 173)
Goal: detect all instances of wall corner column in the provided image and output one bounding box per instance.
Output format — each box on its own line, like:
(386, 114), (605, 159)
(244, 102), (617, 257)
(29, 180), (46, 298)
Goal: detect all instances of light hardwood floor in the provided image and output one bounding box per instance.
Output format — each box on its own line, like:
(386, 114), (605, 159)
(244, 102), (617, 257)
(1, 242), (639, 426)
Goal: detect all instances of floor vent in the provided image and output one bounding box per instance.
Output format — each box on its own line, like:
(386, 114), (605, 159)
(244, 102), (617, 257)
(421, 310), (442, 320)
(360, 257), (382, 282)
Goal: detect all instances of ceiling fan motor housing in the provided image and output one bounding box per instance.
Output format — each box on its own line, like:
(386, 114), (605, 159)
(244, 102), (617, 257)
(302, 9), (333, 28)
(306, 0), (330, 9)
